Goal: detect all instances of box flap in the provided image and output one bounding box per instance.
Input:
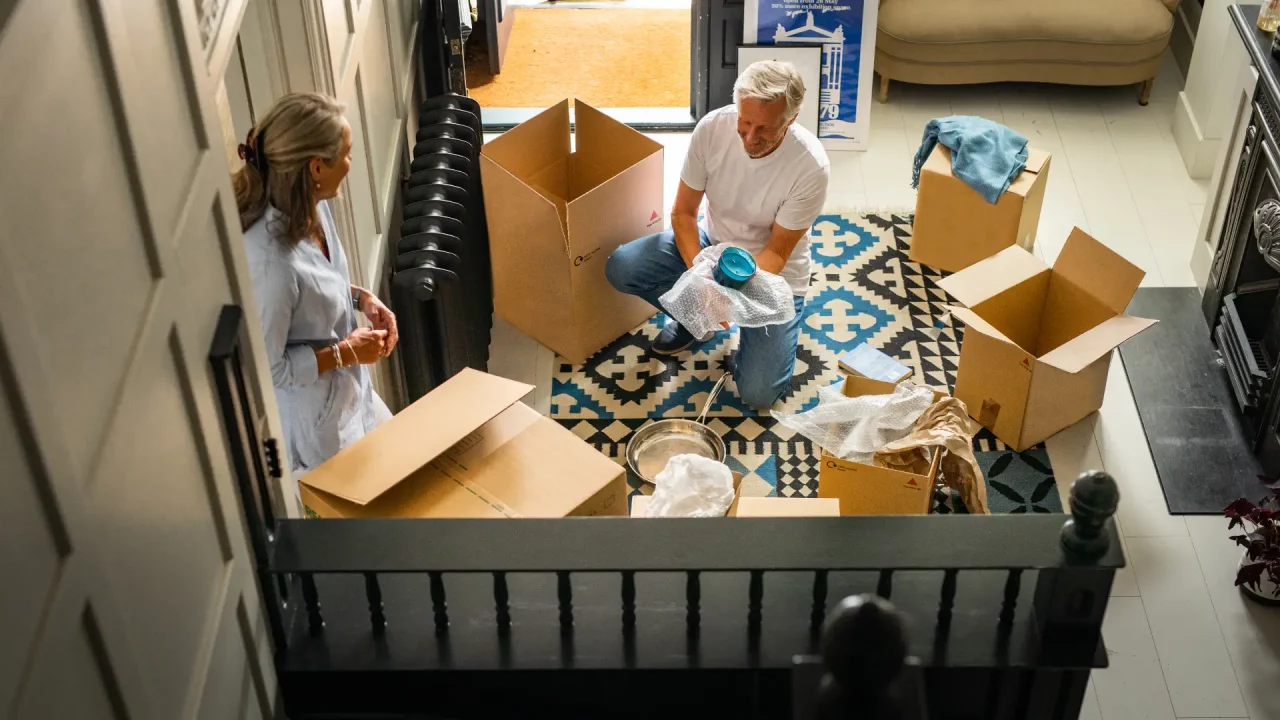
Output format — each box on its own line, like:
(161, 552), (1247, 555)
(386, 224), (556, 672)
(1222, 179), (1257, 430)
(947, 305), (1022, 349)
(1007, 149), (1051, 197)
(573, 100), (663, 182)
(300, 369), (534, 505)
(1023, 148), (1050, 174)
(936, 245), (1047, 309)
(480, 100), (571, 182)
(1038, 314), (1157, 374)
(1051, 228), (1146, 315)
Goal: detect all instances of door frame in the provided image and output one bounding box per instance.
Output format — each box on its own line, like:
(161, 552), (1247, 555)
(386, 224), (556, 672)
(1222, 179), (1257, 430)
(454, 0), (704, 132)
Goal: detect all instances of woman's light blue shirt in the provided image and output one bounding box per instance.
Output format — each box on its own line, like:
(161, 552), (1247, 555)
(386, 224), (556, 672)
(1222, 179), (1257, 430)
(242, 201), (389, 475)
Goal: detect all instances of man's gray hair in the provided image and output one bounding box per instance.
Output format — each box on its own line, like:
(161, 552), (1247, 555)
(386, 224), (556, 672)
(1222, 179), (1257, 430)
(733, 60), (805, 119)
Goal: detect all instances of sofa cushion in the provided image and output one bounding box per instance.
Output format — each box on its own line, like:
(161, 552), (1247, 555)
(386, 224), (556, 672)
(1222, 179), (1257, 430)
(878, 0), (1174, 66)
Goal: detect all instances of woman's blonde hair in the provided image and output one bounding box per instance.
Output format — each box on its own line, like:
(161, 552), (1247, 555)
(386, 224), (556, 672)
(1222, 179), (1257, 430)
(232, 92), (346, 240)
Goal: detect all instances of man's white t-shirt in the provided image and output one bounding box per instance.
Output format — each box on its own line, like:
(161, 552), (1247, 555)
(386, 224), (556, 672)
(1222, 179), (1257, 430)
(681, 105), (831, 296)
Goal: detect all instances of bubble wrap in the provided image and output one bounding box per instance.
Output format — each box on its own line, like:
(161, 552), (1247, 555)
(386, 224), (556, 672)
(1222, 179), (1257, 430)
(658, 245), (797, 338)
(771, 381), (936, 463)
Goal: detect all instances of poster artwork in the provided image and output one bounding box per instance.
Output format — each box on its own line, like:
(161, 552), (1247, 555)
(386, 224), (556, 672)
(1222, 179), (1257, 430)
(745, 0), (876, 149)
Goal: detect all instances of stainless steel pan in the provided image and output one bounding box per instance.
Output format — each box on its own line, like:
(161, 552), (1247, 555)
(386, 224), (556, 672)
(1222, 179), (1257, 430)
(625, 373), (729, 484)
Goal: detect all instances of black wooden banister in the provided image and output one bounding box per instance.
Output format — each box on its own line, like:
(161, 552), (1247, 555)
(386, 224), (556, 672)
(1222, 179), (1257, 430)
(269, 514), (1125, 574)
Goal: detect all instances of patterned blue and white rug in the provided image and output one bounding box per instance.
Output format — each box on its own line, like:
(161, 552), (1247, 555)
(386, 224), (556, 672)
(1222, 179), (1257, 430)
(552, 212), (1061, 514)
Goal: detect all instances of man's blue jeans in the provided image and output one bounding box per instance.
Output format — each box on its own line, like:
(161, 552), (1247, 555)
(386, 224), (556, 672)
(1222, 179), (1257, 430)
(604, 229), (806, 410)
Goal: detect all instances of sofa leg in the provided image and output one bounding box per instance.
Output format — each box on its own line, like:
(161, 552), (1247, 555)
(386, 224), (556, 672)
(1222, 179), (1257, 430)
(878, 75), (890, 103)
(1138, 78), (1154, 106)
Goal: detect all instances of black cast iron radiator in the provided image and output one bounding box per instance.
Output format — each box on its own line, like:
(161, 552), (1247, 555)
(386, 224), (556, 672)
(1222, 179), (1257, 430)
(393, 93), (493, 401)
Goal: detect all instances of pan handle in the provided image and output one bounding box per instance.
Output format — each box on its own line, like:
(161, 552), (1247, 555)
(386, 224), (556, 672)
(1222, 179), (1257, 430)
(696, 373), (731, 425)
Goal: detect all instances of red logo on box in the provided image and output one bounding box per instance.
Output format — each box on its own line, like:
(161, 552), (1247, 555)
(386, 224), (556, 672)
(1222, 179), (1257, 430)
(650, 210), (659, 221)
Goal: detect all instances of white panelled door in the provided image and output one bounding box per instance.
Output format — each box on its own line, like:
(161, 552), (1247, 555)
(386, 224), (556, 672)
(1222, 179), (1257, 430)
(0, 0), (279, 718)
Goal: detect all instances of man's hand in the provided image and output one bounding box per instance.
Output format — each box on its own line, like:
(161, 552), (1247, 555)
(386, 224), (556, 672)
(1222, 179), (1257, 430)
(755, 248), (787, 275)
(756, 222), (807, 277)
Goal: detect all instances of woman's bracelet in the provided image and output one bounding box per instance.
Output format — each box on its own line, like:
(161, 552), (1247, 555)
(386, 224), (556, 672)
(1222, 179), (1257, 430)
(331, 344), (343, 370)
(342, 340), (355, 366)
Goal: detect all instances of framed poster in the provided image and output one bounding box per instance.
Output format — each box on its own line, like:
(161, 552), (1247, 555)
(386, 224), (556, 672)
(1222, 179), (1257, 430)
(744, 0), (878, 150)
(737, 45), (823, 138)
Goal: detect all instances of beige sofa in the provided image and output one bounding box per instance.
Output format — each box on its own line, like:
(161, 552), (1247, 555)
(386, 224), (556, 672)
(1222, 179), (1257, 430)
(875, 0), (1179, 105)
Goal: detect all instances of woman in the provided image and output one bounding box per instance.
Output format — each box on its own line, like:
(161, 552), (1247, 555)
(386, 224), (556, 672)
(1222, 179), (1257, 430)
(233, 92), (398, 477)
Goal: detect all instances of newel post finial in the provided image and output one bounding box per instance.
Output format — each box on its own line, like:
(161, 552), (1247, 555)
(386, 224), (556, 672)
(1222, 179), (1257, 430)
(816, 594), (907, 719)
(1061, 471), (1120, 559)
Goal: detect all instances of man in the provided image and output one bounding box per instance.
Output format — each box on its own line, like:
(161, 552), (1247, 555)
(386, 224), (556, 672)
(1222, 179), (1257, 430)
(605, 61), (830, 409)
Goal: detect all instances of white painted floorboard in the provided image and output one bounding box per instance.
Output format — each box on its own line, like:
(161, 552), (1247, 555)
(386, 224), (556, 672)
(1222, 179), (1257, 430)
(485, 51), (1279, 718)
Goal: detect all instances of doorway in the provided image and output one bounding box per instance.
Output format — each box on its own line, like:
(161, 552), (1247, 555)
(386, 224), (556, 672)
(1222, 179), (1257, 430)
(463, 0), (695, 128)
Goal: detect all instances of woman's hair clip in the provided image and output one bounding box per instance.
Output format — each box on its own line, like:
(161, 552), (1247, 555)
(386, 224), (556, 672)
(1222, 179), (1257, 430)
(240, 129), (269, 176)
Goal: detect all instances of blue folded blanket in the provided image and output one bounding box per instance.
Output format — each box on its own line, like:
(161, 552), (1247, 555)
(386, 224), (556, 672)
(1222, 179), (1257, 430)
(911, 116), (1029, 204)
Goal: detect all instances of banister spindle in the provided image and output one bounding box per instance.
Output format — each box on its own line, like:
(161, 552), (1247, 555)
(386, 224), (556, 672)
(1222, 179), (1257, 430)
(621, 571), (636, 631)
(429, 571), (449, 635)
(493, 571), (511, 633)
(934, 569), (959, 661)
(877, 569), (894, 599)
(748, 570), (764, 630)
(998, 568), (1023, 632)
(301, 573), (323, 635)
(686, 571), (701, 634)
(557, 571), (573, 632)
(364, 572), (386, 635)
(810, 569), (829, 633)
(937, 569), (958, 630)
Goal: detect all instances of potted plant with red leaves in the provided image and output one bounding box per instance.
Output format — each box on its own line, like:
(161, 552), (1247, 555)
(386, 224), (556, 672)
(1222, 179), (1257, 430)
(1225, 477), (1280, 606)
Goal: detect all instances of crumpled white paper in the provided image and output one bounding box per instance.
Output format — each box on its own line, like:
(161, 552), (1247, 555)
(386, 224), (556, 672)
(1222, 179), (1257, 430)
(645, 454), (736, 518)
(772, 381), (936, 463)
(659, 244), (796, 338)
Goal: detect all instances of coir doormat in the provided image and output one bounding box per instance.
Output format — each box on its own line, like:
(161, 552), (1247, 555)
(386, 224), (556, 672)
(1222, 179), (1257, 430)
(550, 212), (1061, 514)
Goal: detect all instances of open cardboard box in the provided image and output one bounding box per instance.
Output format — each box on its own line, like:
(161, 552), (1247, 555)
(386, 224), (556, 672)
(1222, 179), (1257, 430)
(937, 228), (1157, 451)
(818, 375), (946, 515)
(300, 369), (627, 518)
(911, 145), (1051, 272)
(480, 99), (664, 364)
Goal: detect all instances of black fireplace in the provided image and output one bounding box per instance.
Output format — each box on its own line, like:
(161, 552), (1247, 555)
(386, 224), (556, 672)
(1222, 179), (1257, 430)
(1204, 87), (1280, 475)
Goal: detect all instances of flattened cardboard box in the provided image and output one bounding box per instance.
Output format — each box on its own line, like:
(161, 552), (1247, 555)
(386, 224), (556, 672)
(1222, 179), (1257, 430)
(480, 99), (664, 364)
(911, 145), (1051, 273)
(818, 375), (945, 516)
(630, 495), (839, 517)
(937, 228), (1157, 452)
(300, 369), (627, 518)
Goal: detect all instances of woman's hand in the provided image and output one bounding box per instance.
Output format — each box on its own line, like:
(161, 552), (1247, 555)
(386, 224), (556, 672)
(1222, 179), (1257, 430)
(343, 328), (388, 365)
(357, 289), (399, 356)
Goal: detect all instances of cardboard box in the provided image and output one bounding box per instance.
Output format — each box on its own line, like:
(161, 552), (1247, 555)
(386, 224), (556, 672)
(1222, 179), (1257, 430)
(629, 494), (840, 517)
(817, 375), (945, 515)
(937, 228), (1157, 451)
(299, 369), (627, 518)
(480, 99), (664, 363)
(910, 145), (1051, 272)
